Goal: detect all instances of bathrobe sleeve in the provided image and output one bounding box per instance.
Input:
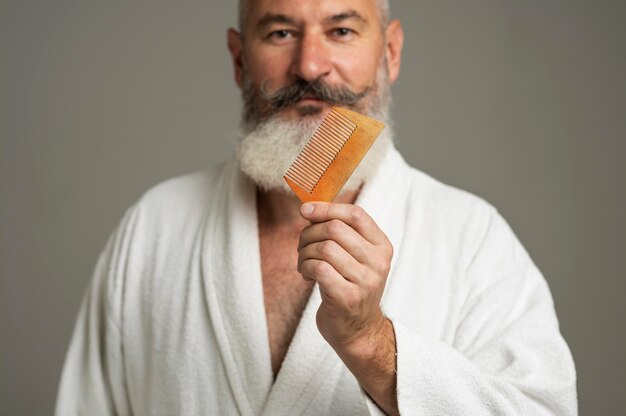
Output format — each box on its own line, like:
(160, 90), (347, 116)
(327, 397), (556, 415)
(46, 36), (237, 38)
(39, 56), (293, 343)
(391, 208), (577, 415)
(54, 205), (138, 416)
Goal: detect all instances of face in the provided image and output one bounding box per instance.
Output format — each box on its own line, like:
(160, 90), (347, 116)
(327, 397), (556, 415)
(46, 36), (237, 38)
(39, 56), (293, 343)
(228, 0), (403, 130)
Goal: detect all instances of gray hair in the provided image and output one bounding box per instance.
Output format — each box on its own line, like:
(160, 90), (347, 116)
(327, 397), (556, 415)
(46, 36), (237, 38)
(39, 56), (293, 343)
(238, 0), (390, 32)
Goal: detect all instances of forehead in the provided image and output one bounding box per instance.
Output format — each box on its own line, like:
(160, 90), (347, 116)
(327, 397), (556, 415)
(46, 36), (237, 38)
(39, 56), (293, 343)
(244, 0), (381, 26)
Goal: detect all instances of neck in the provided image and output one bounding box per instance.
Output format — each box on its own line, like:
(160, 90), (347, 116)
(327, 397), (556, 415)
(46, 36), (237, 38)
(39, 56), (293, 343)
(257, 187), (360, 229)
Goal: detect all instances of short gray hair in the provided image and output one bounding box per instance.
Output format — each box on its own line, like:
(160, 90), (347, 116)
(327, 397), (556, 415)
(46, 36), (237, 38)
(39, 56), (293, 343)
(238, 0), (390, 32)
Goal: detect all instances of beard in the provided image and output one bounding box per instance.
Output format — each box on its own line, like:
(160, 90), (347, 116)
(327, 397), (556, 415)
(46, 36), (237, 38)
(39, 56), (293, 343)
(236, 60), (393, 194)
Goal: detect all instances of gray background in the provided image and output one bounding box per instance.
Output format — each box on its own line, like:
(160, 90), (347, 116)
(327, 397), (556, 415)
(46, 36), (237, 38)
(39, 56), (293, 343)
(1, 0), (624, 414)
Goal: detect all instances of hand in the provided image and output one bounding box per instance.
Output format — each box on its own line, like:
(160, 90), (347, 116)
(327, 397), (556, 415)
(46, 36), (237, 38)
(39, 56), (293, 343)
(297, 202), (394, 351)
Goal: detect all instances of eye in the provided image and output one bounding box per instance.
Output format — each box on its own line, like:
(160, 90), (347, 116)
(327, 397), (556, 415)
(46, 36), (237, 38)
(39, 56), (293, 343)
(268, 29), (294, 40)
(332, 27), (355, 38)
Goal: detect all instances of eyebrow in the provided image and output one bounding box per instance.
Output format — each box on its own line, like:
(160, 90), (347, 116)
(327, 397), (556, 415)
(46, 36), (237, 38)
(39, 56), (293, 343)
(255, 10), (367, 31)
(323, 10), (367, 25)
(256, 13), (297, 30)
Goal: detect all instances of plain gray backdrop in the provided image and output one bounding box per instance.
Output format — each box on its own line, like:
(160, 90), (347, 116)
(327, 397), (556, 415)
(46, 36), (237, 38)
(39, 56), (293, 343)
(2, 0), (625, 414)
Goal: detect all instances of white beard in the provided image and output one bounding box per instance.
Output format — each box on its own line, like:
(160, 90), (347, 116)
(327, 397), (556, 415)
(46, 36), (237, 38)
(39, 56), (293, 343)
(236, 113), (393, 194)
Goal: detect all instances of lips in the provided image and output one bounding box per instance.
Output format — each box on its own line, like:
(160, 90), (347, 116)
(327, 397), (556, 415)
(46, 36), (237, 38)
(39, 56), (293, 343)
(295, 95), (327, 108)
(299, 94), (322, 102)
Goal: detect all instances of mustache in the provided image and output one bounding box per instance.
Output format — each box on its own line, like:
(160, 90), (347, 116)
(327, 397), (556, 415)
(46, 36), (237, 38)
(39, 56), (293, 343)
(260, 77), (371, 110)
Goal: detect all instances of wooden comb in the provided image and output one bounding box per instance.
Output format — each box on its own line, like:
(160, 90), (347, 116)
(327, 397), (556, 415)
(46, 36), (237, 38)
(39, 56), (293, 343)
(283, 107), (385, 203)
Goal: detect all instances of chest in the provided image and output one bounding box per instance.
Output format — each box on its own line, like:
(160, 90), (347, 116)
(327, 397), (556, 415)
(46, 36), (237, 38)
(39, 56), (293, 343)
(259, 226), (315, 377)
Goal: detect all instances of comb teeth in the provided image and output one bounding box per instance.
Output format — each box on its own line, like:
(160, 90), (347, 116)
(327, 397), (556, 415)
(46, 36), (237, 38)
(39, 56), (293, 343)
(285, 108), (357, 193)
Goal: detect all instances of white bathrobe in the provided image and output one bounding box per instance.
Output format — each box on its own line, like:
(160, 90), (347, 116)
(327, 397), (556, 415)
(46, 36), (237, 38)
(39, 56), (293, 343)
(55, 147), (577, 415)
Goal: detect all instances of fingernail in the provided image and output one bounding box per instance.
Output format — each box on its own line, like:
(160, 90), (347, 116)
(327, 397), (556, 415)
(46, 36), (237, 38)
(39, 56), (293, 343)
(301, 203), (314, 215)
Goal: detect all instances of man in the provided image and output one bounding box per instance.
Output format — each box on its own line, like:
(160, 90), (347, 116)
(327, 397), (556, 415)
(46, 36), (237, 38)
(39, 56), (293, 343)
(55, 0), (577, 414)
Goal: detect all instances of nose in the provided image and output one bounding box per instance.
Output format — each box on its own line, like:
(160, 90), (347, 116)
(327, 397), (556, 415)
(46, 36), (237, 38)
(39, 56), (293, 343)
(290, 32), (332, 82)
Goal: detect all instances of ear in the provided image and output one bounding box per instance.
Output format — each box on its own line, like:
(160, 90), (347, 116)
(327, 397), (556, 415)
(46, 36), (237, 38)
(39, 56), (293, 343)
(384, 19), (404, 84)
(227, 28), (244, 88)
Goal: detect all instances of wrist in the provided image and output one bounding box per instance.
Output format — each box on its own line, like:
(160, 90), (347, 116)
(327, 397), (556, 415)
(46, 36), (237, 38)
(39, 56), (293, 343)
(329, 312), (395, 372)
(333, 315), (399, 416)
(343, 312), (390, 360)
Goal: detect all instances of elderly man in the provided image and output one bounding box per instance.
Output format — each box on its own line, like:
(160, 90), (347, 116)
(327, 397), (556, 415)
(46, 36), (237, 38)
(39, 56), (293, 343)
(55, 0), (577, 415)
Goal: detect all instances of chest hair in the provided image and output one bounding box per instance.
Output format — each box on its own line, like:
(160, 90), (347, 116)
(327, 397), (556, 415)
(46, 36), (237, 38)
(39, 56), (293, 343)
(259, 223), (315, 379)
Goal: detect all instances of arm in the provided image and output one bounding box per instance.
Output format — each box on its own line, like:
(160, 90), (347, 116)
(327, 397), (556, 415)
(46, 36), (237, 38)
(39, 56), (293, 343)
(297, 202), (576, 415)
(298, 202), (399, 414)
(390, 209), (577, 415)
(54, 207), (137, 416)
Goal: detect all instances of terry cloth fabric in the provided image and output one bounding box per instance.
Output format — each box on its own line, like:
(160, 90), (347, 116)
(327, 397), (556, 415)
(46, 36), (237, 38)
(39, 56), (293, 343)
(55, 147), (577, 415)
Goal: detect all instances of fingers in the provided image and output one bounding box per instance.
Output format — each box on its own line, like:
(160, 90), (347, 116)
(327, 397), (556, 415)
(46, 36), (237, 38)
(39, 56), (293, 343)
(300, 202), (386, 246)
(298, 202), (394, 282)
(298, 239), (364, 283)
(298, 219), (371, 264)
(299, 258), (352, 298)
